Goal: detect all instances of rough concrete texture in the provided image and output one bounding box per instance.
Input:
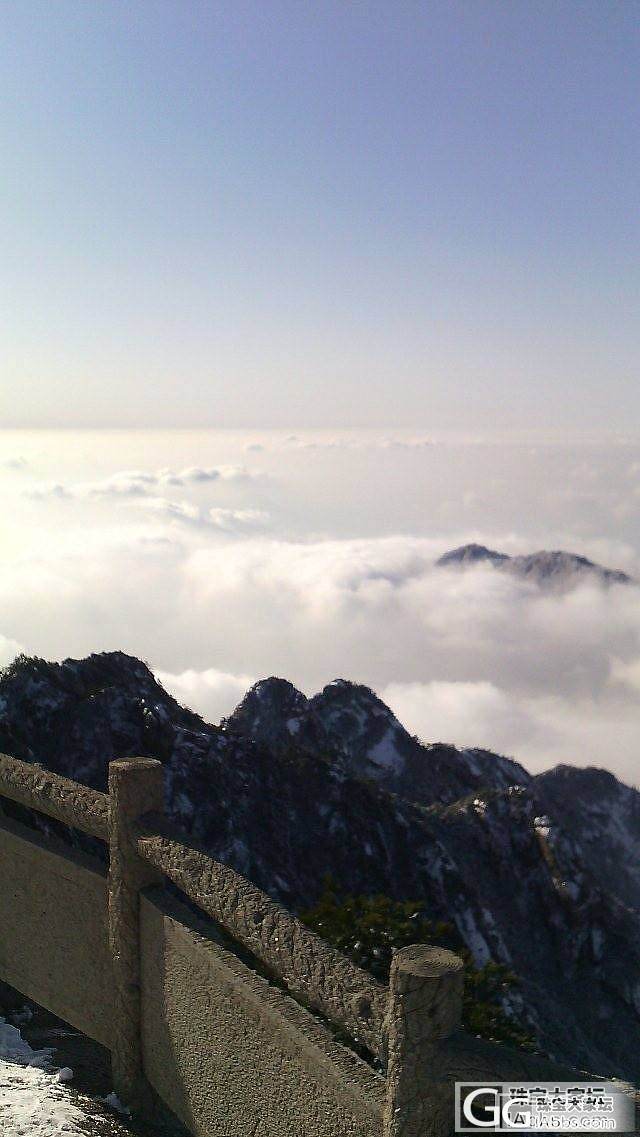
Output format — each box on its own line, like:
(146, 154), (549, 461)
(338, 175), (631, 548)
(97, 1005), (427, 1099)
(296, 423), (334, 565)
(0, 751), (109, 841)
(108, 759), (165, 1113)
(0, 814), (113, 1048)
(136, 817), (386, 1058)
(384, 946), (464, 1137)
(139, 887), (385, 1137)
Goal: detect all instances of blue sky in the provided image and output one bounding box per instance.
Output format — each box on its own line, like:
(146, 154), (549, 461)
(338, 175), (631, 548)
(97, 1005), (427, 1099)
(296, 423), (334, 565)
(2, 1), (638, 429)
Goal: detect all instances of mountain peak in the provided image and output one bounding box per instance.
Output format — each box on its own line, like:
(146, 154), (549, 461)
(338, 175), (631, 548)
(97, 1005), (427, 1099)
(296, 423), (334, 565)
(312, 678), (396, 717)
(436, 544), (632, 588)
(1, 650), (160, 701)
(437, 544), (509, 568)
(308, 679), (404, 773)
(513, 549), (631, 585)
(224, 677), (309, 749)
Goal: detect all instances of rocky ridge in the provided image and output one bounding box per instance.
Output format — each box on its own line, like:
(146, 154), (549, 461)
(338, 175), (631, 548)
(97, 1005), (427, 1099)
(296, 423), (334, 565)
(0, 651), (638, 1083)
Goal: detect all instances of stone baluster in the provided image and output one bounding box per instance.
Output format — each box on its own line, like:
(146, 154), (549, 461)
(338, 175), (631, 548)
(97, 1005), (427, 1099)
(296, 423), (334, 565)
(108, 757), (164, 1114)
(384, 945), (464, 1137)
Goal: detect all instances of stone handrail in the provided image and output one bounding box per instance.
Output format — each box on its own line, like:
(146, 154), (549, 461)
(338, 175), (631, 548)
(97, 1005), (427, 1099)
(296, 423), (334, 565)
(0, 752), (109, 841)
(0, 752), (386, 1057)
(134, 811), (388, 1058)
(0, 752), (487, 1136)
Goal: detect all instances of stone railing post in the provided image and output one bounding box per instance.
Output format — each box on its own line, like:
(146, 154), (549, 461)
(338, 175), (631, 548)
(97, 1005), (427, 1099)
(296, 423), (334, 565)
(384, 945), (464, 1137)
(108, 758), (164, 1115)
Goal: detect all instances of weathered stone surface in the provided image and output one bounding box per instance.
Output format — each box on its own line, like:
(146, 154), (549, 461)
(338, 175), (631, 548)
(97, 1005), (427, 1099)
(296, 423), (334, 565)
(140, 886), (385, 1137)
(0, 751), (109, 840)
(384, 946), (463, 1137)
(0, 751), (598, 1137)
(382, 948), (594, 1137)
(0, 813), (113, 1048)
(136, 815), (387, 1058)
(108, 758), (164, 1113)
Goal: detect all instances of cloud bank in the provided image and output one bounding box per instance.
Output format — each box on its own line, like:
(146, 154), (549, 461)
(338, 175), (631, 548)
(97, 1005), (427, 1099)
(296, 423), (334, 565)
(2, 428), (640, 782)
(156, 667), (256, 723)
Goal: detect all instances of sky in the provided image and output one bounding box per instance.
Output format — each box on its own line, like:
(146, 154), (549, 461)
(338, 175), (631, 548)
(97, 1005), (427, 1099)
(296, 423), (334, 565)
(1, 6), (639, 784)
(1, 1), (639, 430)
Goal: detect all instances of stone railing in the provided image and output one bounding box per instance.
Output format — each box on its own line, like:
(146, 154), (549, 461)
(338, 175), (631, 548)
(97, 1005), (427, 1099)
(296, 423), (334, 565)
(133, 813), (388, 1056)
(0, 752), (584, 1137)
(0, 751), (109, 840)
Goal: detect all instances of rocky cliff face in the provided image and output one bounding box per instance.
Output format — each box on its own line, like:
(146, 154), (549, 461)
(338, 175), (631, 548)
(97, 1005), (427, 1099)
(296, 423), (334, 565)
(225, 677), (530, 805)
(0, 652), (638, 1082)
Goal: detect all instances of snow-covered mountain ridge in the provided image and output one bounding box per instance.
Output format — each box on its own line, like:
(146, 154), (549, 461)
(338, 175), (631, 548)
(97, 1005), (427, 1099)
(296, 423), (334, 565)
(0, 651), (639, 1083)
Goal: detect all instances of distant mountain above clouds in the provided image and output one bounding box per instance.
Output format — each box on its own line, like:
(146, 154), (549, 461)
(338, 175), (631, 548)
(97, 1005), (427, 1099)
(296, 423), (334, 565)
(1, 651), (640, 1081)
(436, 543), (633, 588)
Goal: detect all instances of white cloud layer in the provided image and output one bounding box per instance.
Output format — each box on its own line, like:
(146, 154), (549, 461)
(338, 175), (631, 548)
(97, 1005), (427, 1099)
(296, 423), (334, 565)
(27, 464), (254, 500)
(381, 680), (640, 784)
(142, 499), (269, 531)
(0, 634), (25, 668)
(2, 427), (640, 783)
(156, 667), (256, 722)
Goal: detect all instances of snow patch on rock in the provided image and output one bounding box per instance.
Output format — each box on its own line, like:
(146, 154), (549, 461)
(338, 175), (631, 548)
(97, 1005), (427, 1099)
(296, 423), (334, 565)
(367, 728), (402, 773)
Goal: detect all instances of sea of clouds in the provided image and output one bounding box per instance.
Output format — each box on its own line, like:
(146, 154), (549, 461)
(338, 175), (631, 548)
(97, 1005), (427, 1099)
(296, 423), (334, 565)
(1, 428), (639, 782)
